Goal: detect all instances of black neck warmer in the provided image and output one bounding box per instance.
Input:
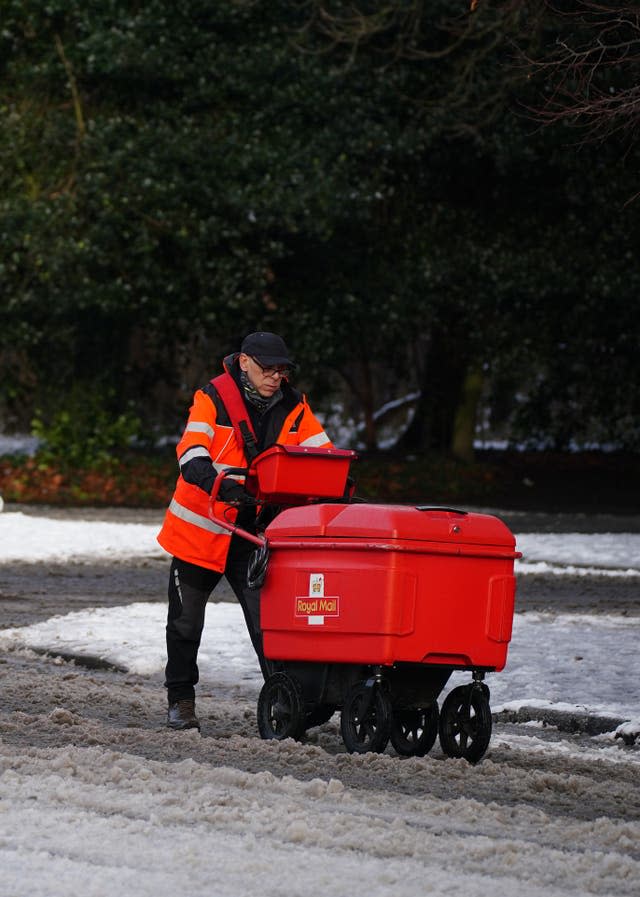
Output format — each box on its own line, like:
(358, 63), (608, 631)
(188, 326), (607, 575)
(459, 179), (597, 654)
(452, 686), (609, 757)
(240, 370), (282, 414)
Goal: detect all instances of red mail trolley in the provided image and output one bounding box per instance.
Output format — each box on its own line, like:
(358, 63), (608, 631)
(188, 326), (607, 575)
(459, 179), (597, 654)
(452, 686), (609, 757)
(211, 445), (520, 763)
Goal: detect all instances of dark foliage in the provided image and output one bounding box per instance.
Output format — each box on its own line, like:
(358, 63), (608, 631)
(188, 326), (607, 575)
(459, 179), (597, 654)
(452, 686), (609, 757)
(0, 0), (638, 458)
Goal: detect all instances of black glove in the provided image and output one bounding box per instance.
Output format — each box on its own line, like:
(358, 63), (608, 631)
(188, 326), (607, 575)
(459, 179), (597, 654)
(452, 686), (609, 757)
(218, 478), (248, 504)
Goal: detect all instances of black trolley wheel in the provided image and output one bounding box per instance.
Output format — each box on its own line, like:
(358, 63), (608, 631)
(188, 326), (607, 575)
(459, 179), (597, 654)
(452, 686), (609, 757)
(257, 672), (305, 741)
(340, 681), (392, 754)
(438, 684), (492, 764)
(390, 703), (440, 757)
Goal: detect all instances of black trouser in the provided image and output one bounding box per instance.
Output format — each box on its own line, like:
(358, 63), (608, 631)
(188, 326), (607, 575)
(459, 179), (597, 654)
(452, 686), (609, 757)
(165, 535), (269, 703)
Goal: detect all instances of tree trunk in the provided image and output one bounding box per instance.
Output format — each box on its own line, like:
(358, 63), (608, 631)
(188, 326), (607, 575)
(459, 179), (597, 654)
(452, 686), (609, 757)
(451, 368), (483, 463)
(360, 357), (377, 450)
(396, 328), (466, 454)
(338, 357), (377, 451)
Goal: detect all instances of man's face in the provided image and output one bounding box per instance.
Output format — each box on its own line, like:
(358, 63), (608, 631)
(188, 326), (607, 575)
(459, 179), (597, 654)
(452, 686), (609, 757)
(239, 353), (289, 398)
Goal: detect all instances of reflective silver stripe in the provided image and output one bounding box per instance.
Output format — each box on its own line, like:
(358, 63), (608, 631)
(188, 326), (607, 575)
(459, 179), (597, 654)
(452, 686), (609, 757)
(168, 499), (229, 535)
(179, 446), (211, 466)
(213, 462), (244, 482)
(300, 431), (330, 448)
(185, 421), (214, 439)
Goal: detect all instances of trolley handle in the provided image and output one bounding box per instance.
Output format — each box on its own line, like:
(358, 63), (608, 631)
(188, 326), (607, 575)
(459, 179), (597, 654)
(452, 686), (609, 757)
(415, 506), (468, 515)
(208, 467), (265, 548)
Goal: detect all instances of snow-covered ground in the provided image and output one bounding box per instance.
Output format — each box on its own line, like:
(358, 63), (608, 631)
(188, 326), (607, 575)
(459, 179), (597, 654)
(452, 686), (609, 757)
(0, 507), (639, 897)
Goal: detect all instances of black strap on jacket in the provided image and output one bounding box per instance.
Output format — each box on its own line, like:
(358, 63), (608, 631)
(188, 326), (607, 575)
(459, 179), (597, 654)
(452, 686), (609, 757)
(210, 372), (259, 464)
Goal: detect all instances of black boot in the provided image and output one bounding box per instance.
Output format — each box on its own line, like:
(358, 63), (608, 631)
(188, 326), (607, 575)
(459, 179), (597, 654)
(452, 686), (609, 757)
(167, 699), (200, 730)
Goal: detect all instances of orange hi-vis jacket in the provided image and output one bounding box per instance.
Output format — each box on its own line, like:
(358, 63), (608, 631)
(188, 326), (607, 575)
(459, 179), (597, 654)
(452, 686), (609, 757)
(157, 357), (332, 572)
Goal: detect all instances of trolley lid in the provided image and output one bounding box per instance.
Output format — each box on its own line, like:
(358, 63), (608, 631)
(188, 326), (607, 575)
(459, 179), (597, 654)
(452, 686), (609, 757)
(266, 502), (517, 548)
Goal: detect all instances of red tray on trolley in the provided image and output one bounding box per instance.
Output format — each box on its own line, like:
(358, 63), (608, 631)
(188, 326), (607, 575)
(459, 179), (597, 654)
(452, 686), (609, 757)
(247, 444), (357, 503)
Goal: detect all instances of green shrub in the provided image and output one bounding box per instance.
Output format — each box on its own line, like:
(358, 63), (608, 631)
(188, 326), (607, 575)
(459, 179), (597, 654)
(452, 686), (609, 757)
(31, 387), (141, 470)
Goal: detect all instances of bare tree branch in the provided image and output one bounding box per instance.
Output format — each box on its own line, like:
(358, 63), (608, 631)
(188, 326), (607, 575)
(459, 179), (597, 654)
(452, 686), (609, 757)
(291, 1), (542, 135)
(526, 2), (640, 142)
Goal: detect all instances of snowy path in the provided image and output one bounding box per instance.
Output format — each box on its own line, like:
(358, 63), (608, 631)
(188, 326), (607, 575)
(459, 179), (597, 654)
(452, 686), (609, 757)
(2, 737), (638, 897)
(0, 645), (638, 897)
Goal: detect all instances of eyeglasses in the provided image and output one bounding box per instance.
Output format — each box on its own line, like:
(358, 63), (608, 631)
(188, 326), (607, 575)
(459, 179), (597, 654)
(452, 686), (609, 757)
(251, 357), (291, 379)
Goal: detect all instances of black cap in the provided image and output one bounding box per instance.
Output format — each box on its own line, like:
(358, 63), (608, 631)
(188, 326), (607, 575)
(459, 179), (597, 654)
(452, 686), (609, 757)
(240, 332), (295, 367)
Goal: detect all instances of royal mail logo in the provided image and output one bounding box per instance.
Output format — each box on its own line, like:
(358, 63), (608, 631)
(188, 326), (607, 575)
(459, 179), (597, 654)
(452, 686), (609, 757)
(295, 596), (339, 616)
(295, 573), (340, 624)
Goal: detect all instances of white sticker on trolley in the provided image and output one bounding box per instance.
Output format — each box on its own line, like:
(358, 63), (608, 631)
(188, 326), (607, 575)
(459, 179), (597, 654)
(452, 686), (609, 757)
(295, 574), (340, 624)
